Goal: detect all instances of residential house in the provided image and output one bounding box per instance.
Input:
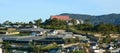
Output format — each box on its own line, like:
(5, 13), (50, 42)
(67, 19), (84, 25)
(2, 36), (42, 48)
(34, 36), (64, 45)
(47, 30), (58, 36)
(47, 30), (65, 36)
(18, 28), (49, 36)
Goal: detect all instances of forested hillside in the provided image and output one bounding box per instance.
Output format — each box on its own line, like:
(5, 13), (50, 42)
(60, 13), (120, 25)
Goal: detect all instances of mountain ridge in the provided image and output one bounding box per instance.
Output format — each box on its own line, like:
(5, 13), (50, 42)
(59, 13), (120, 25)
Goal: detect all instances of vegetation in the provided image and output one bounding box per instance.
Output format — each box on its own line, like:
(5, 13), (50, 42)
(72, 50), (85, 53)
(34, 18), (42, 27)
(102, 35), (111, 43)
(41, 43), (58, 51)
(64, 37), (79, 44)
(1, 15), (120, 53)
(42, 18), (67, 29)
(29, 21), (34, 26)
(2, 18), (120, 34)
(60, 13), (120, 25)
(2, 42), (11, 53)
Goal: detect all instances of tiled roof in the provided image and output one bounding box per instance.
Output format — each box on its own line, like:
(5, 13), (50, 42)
(51, 16), (70, 21)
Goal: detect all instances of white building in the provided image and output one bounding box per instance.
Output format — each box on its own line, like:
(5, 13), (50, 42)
(94, 49), (106, 53)
(0, 48), (2, 53)
(76, 19), (84, 24)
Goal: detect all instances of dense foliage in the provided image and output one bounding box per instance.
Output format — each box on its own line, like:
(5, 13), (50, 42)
(75, 23), (120, 33)
(42, 18), (67, 29)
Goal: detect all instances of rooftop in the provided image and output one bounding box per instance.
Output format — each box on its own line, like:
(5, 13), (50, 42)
(50, 15), (70, 21)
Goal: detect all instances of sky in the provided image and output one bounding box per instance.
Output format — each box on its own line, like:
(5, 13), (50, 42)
(0, 0), (120, 23)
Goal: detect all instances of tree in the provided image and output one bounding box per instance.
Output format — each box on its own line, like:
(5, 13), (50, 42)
(69, 19), (77, 25)
(3, 20), (12, 25)
(3, 42), (10, 53)
(116, 25), (120, 33)
(29, 21), (33, 26)
(76, 24), (93, 31)
(84, 19), (90, 24)
(94, 23), (116, 33)
(102, 35), (111, 43)
(35, 45), (42, 53)
(43, 18), (67, 29)
(34, 18), (42, 27)
(28, 42), (42, 53)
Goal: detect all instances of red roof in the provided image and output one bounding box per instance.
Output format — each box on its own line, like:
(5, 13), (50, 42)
(50, 16), (70, 21)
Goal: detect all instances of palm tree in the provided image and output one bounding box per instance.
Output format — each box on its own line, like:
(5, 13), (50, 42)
(34, 18), (42, 27)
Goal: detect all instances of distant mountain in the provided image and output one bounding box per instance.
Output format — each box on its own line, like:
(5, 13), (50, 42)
(59, 13), (120, 25)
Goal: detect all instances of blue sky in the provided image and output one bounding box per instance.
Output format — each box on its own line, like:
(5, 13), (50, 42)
(0, 0), (120, 23)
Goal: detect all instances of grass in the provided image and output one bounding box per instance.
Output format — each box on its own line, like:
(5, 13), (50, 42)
(42, 43), (58, 50)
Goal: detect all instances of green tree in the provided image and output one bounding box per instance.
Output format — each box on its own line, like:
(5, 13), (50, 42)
(95, 23), (116, 33)
(84, 19), (90, 24)
(43, 18), (67, 29)
(76, 24), (93, 31)
(102, 35), (111, 43)
(3, 20), (12, 25)
(3, 42), (10, 53)
(29, 21), (33, 26)
(69, 19), (77, 25)
(34, 18), (42, 27)
(116, 25), (120, 33)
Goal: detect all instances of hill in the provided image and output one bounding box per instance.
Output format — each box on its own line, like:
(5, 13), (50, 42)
(59, 13), (120, 25)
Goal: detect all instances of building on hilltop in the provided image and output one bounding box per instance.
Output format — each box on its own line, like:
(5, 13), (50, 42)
(50, 15), (70, 21)
(67, 19), (84, 25)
